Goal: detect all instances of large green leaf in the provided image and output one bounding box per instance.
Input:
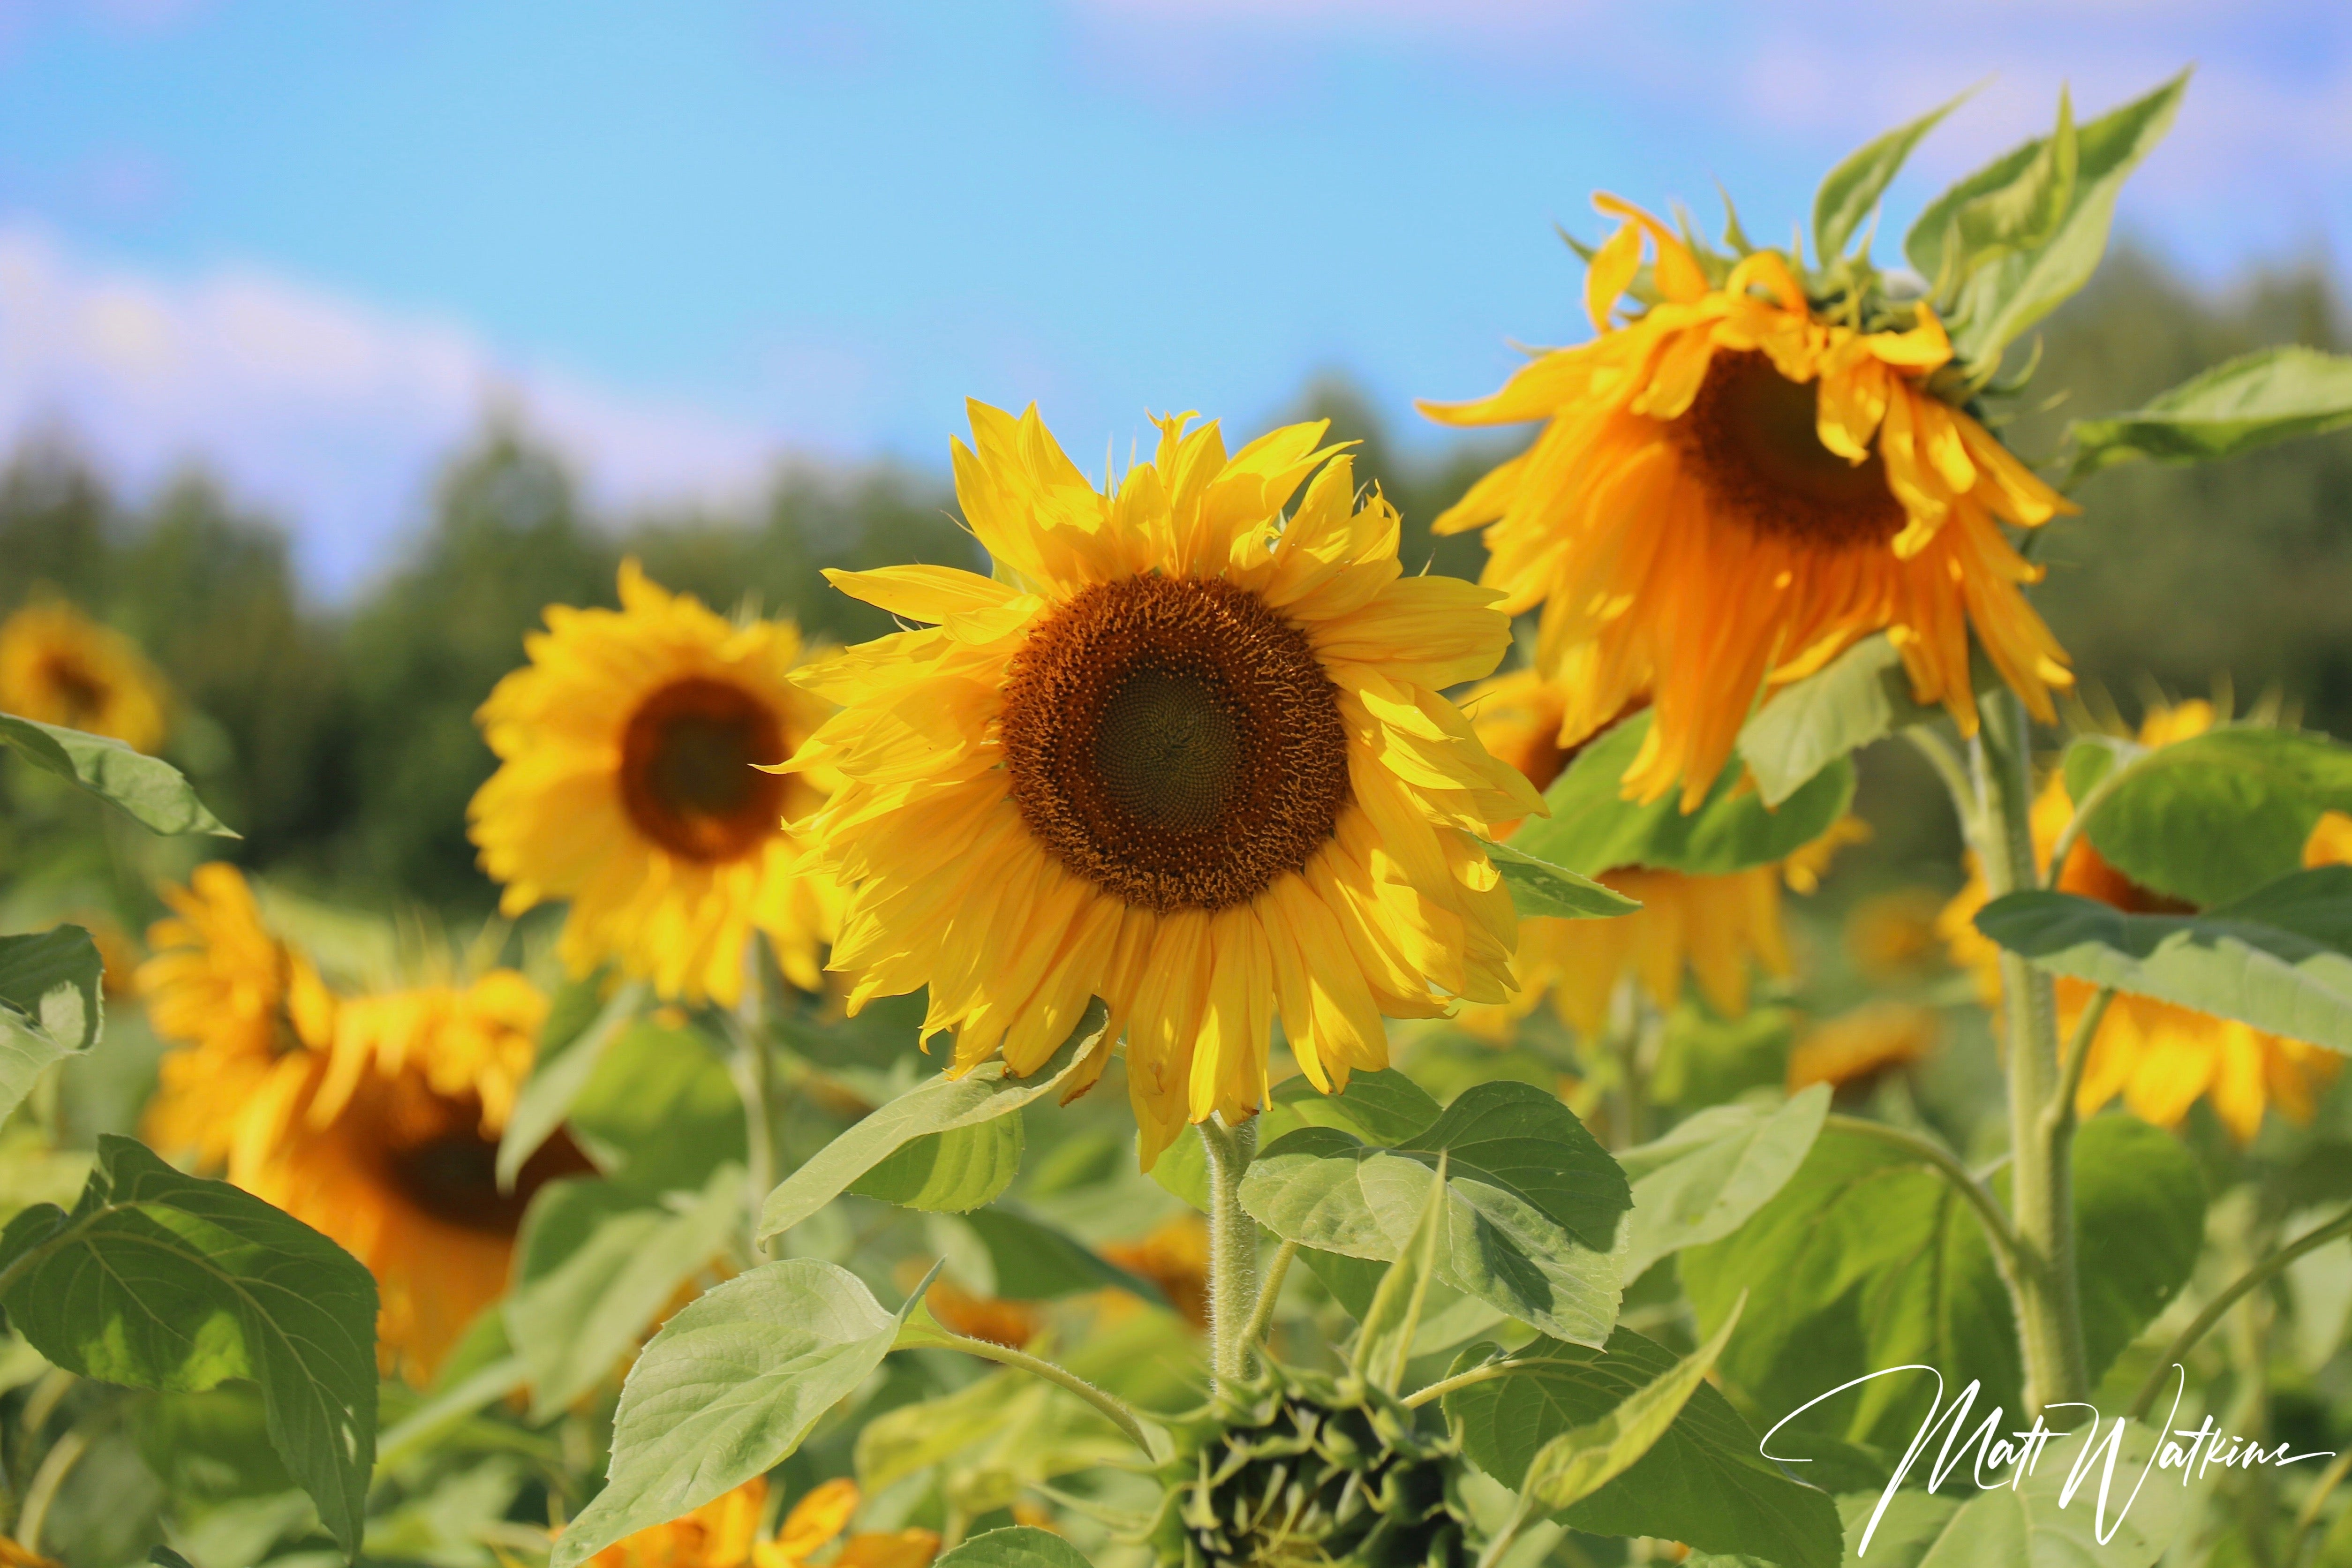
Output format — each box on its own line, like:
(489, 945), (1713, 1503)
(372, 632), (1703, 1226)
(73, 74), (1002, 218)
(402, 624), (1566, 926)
(1907, 74), (2186, 367)
(569, 1017), (748, 1197)
(1812, 87), (1973, 264)
(1616, 1086), (1830, 1282)
(1448, 1326), (1839, 1568)
(0, 1137), (377, 1556)
(1738, 637), (1940, 807)
(548, 1259), (910, 1568)
(0, 712), (234, 835)
(503, 1165), (741, 1420)
(0, 926), (104, 1123)
(2073, 727), (2352, 907)
(760, 1001), (1107, 1241)
(1678, 1117), (2199, 1448)
(932, 1526), (1092, 1568)
(960, 1205), (1163, 1304)
(2065, 345), (2352, 482)
(1152, 1067), (1442, 1211)
(1239, 1083), (1629, 1344)
(1486, 839), (1643, 919)
(1514, 711), (1854, 877)
(850, 1115), (1024, 1213)
(1352, 1158), (1447, 1393)
(1975, 869), (2352, 1053)
(495, 975), (645, 1192)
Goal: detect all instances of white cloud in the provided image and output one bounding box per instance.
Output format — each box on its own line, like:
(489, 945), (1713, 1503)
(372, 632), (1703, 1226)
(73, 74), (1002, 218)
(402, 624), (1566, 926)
(0, 222), (790, 596)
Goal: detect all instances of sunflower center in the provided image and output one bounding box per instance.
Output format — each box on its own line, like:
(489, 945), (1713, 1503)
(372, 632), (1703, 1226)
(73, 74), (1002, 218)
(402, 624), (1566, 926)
(619, 676), (789, 863)
(382, 1095), (595, 1234)
(1672, 349), (1907, 549)
(1000, 575), (1350, 914)
(41, 656), (106, 726)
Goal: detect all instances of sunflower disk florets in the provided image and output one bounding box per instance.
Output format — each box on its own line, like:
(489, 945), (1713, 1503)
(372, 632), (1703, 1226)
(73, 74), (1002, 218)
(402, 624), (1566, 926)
(1149, 1362), (1475, 1568)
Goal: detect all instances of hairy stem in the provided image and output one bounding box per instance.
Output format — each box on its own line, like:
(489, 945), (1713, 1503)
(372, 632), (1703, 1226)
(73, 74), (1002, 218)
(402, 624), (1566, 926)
(925, 1330), (1160, 1456)
(1198, 1114), (1261, 1390)
(1825, 1114), (2022, 1271)
(2129, 1205), (2352, 1422)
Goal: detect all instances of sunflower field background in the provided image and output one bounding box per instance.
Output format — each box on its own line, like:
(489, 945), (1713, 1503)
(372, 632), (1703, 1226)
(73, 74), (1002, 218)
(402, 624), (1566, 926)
(6, 60), (2352, 1568)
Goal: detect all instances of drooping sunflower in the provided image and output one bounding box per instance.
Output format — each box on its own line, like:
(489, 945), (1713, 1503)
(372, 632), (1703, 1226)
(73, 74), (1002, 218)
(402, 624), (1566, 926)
(1458, 668), (1862, 1041)
(787, 402), (1542, 1164)
(1422, 196), (2076, 809)
(1941, 701), (2345, 1142)
(583, 1477), (938, 1568)
(140, 863), (337, 1169)
(227, 970), (593, 1381)
(470, 561), (839, 1006)
(0, 596), (169, 753)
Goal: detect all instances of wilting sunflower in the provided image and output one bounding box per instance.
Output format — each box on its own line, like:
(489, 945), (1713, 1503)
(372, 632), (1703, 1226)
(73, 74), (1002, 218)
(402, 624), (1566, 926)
(1423, 196), (2075, 809)
(583, 1477), (938, 1568)
(787, 402), (1541, 1164)
(228, 970), (593, 1380)
(1460, 669), (1862, 1041)
(470, 561), (839, 1006)
(0, 597), (169, 753)
(1941, 701), (2345, 1142)
(140, 864), (337, 1169)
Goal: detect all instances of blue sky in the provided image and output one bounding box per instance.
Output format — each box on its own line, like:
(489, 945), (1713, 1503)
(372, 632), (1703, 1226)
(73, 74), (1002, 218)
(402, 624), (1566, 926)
(3, 0), (2345, 592)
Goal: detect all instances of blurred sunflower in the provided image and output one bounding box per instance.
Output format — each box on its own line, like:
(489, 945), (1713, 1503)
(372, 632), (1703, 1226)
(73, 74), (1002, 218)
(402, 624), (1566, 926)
(1787, 1002), (1938, 1096)
(584, 1477), (938, 1568)
(470, 560), (839, 1006)
(227, 970), (593, 1381)
(1422, 196), (2074, 809)
(1460, 669), (1863, 1040)
(1101, 1213), (1211, 1329)
(0, 596), (169, 753)
(140, 864), (337, 1169)
(1941, 701), (2345, 1142)
(789, 402), (1540, 1165)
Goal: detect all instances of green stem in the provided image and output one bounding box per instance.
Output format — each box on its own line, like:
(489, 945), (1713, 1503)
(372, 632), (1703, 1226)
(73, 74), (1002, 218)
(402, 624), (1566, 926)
(17, 1424), (88, 1557)
(2042, 988), (2114, 1145)
(1905, 727), (1981, 840)
(2128, 1205), (2352, 1422)
(1243, 1237), (1298, 1353)
(1403, 1357), (1530, 1411)
(1198, 1114), (1260, 1390)
(1972, 689), (2089, 1416)
(1825, 1114), (2021, 1271)
(925, 1329), (1159, 1457)
(728, 971), (779, 1260)
(2291, 1447), (2352, 1568)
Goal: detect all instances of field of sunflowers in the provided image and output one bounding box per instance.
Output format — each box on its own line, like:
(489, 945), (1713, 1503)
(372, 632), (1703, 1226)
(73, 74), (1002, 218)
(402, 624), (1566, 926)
(8, 70), (2352, 1568)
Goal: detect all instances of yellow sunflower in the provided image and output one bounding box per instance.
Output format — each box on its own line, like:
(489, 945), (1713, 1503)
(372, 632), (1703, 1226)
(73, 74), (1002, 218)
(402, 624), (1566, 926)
(786, 402), (1542, 1165)
(0, 596), (169, 753)
(227, 970), (593, 1381)
(1422, 196), (2076, 809)
(1460, 668), (1863, 1041)
(140, 864), (337, 1169)
(1941, 701), (2346, 1142)
(1787, 1002), (1938, 1095)
(584, 1477), (938, 1568)
(470, 561), (840, 1006)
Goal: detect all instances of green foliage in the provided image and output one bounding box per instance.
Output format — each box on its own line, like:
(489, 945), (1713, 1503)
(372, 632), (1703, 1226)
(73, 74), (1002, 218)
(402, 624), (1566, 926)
(1239, 1083), (1629, 1344)
(550, 1259), (912, 1568)
(1350, 1158), (1447, 1393)
(2074, 727), (2352, 907)
(1446, 1325), (1840, 1568)
(1737, 637), (1938, 807)
(1484, 839), (1644, 919)
(1975, 868), (2352, 1052)
(0, 713), (234, 836)
(2066, 345), (2352, 482)
(568, 1017), (749, 1196)
(0, 1136), (378, 1555)
(933, 1526), (1093, 1568)
(1513, 711), (1854, 877)
(849, 1115), (1025, 1213)
(1153, 1067), (1442, 1211)
(0, 925), (104, 1123)
(959, 1205), (1162, 1302)
(1615, 1086), (1830, 1282)
(1811, 85), (1973, 265)
(496, 974), (645, 1191)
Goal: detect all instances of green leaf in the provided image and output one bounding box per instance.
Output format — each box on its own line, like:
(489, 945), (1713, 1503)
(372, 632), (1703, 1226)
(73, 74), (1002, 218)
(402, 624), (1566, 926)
(1352, 1153), (1447, 1392)
(2060, 733), (2141, 806)
(1738, 636), (1940, 807)
(854, 1369), (1132, 1517)
(1975, 869), (2352, 1053)
(0, 712), (235, 835)
(1616, 1086), (1830, 1282)
(1446, 1326), (1840, 1568)
(850, 1115), (1024, 1212)
(1678, 1117), (2199, 1448)
(932, 1526), (1092, 1568)
(0, 926), (104, 1123)
(1518, 1304), (1743, 1513)
(1239, 1083), (1630, 1344)
(1485, 839), (1643, 919)
(1515, 711), (1854, 877)
(1812, 86), (1974, 264)
(503, 1165), (742, 1420)
(0, 1136), (377, 1557)
(760, 1000), (1108, 1241)
(496, 976), (645, 1192)
(548, 1259), (911, 1568)
(2074, 726), (2352, 907)
(960, 1204), (1164, 1303)
(1907, 73), (2188, 367)
(568, 1017), (748, 1197)
(1153, 1068), (1443, 1210)
(2065, 345), (2352, 482)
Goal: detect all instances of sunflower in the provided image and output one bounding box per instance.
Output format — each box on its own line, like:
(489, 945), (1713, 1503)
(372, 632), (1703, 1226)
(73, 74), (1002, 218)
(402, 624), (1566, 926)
(1459, 668), (1862, 1041)
(584, 1477), (938, 1568)
(0, 597), (169, 753)
(470, 561), (840, 1006)
(786, 402), (1541, 1165)
(1787, 1002), (1938, 1095)
(140, 864), (337, 1169)
(1941, 701), (2345, 1142)
(227, 970), (594, 1381)
(1422, 196), (2076, 809)
(1101, 1213), (1211, 1330)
